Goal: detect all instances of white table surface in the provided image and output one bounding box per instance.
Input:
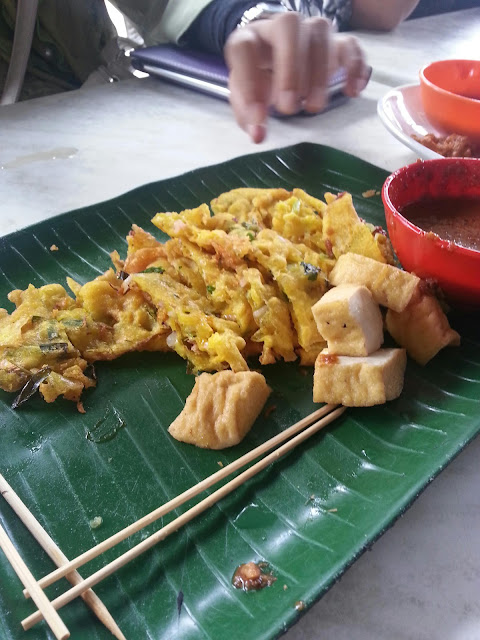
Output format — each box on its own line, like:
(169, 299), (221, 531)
(356, 7), (480, 88)
(0, 8), (479, 640)
(1, 76), (413, 238)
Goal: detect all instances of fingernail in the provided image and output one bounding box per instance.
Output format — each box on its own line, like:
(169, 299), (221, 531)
(277, 90), (299, 115)
(355, 78), (366, 95)
(247, 123), (266, 143)
(304, 88), (327, 113)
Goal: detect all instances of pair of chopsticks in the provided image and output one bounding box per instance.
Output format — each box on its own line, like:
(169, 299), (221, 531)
(1, 402), (345, 634)
(0, 474), (126, 640)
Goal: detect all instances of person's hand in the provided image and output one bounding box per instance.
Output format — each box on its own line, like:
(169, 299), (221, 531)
(224, 11), (370, 143)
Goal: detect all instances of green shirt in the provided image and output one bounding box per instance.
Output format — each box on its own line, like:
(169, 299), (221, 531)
(0, 0), (214, 99)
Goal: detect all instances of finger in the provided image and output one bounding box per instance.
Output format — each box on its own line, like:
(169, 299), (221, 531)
(255, 11), (304, 115)
(335, 35), (369, 97)
(293, 17), (312, 104)
(302, 17), (332, 113)
(225, 28), (271, 142)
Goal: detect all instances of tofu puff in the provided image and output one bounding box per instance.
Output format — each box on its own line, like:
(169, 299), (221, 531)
(329, 253), (460, 364)
(312, 284), (383, 356)
(314, 348), (407, 406)
(0, 270), (168, 404)
(385, 291), (460, 365)
(168, 370), (271, 449)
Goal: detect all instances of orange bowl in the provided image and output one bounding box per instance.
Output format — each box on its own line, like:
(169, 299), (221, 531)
(382, 158), (480, 306)
(420, 59), (480, 141)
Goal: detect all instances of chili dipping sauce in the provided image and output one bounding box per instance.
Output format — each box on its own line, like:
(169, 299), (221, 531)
(400, 196), (480, 251)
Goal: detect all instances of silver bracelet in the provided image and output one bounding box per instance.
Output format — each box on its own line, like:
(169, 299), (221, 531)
(238, 2), (290, 28)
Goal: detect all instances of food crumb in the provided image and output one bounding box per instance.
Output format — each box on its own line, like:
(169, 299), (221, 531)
(263, 404), (276, 418)
(217, 461), (224, 468)
(362, 189), (380, 198)
(295, 600), (306, 611)
(49, 244), (59, 251)
(411, 132), (480, 158)
(177, 590), (184, 616)
(89, 516), (103, 529)
(232, 561), (276, 591)
(76, 401), (86, 414)
(283, 584), (288, 591)
(327, 508), (338, 513)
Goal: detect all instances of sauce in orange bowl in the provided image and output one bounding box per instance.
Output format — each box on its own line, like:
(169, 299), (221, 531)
(382, 158), (480, 306)
(401, 197), (480, 252)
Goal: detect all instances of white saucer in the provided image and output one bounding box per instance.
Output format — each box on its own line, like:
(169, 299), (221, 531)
(377, 84), (444, 160)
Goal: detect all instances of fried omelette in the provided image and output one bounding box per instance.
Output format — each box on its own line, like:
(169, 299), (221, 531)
(0, 187), (393, 407)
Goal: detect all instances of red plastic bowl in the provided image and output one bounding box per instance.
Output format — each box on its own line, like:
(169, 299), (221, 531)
(420, 59), (480, 141)
(382, 157), (480, 306)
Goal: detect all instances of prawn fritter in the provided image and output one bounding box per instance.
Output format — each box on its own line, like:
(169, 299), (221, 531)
(164, 237), (298, 365)
(127, 228), (297, 369)
(210, 187), (291, 227)
(323, 192), (393, 263)
(271, 189), (330, 258)
(154, 199), (330, 361)
(123, 224), (166, 274)
(63, 269), (169, 361)
(162, 238), (256, 336)
(153, 189), (301, 268)
(0, 284), (95, 403)
(251, 230), (328, 354)
(131, 271), (248, 373)
(241, 268), (297, 364)
(153, 205), (253, 270)
(168, 370), (271, 449)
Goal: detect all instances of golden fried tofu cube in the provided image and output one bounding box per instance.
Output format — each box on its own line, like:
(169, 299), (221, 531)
(313, 348), (407, 406)
(312, 284), (383, 356)
(385, 292), (460, 365)
(329, 253), (420, 312)
(168, 371), (271, 449)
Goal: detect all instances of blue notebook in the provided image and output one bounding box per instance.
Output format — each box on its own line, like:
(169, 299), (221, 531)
(130, 44), (361, 113)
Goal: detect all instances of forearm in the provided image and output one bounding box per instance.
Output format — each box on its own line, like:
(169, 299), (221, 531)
(350, 0), (420, 30)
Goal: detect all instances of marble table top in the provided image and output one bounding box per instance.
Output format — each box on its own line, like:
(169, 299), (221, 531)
(0, 76), (414, 238)
(356, 7), (480, 88)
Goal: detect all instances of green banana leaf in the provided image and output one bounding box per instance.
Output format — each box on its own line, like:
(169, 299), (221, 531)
(0, 143), (479, 640)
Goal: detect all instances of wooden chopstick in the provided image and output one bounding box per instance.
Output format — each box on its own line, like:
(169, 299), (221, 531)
(0, 475), (126, 640)
(26, 403), (338, 597)
(0, 521), (70, 640)
(22, 404), (345, 631)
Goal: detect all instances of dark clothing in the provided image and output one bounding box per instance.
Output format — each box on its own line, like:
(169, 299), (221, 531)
(183, 0), (258, 57)
(408, 0), (479, 19)
(184, 0), (354, 57)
